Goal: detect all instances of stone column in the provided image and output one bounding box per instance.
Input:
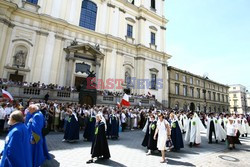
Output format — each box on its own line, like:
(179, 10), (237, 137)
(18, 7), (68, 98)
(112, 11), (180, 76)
(162, 63), (168, 107)
(65, 51), (75, 86)
(95, 57), (101, 81)
(0, 18), (14, 77)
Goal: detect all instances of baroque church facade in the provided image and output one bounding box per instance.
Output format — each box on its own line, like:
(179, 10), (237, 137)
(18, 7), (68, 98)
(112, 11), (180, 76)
(0, 0), (171, 106)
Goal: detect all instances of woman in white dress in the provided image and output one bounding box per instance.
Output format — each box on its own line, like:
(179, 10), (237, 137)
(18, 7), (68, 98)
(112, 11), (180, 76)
(154, 113), (171, 163)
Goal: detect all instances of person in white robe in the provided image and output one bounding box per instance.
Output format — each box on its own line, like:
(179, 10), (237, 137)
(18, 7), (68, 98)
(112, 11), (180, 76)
(185, 112), (205, 147)
(179, 112), (188, 134)
(240, 115), (250, 137)
(206, 113), (227, 143)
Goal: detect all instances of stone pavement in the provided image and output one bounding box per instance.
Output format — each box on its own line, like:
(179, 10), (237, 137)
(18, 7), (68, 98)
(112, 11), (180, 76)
(1, 130), (250, 167)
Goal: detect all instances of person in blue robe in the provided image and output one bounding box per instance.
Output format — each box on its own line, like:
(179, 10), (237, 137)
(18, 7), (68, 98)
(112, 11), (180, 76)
(26, 104), (50, 167)
(63, 109), (79, 142)
(109, 114), (119, 139)
(84, 110), (96, 141)
(169, 113), (184, 151)
(0, 110), (32, 167)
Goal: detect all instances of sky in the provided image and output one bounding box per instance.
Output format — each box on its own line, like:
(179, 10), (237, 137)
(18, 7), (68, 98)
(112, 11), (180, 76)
(165, 0), (250, 90)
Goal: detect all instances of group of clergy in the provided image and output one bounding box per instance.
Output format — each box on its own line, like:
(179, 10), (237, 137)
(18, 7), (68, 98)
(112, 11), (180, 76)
(142, 110), (250, 162)
(0, 104), (50, 167)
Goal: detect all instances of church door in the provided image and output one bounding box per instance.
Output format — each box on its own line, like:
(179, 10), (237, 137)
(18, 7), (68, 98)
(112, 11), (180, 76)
(9, 74), (23, 82)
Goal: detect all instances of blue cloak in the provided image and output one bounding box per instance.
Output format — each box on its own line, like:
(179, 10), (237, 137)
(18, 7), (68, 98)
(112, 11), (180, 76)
(0, 123), (32, 167)
(26, 111), (50, 167)
(64, 114), (79, 141)
(83, 117), (96, 141)
(108, 115), (119, 139)
(169, 120), (184, 150)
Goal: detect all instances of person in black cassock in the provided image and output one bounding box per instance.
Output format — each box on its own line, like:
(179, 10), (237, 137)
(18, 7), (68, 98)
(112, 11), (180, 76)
(142, 114), (158, 155)
(83, 109), (96, 141)
(169, 112), (184, 151)
(63, 108), (79, 142)
(87, 114), (110, 164)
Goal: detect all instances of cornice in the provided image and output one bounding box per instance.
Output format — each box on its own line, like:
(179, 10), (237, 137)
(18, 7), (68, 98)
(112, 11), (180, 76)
(0, 18), (15, 28)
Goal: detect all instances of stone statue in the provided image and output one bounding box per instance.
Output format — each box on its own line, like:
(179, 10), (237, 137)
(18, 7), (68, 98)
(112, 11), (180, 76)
(87, 69), (96, 78)
(13, 50), (26, 68)
(70, 38), (78, 46)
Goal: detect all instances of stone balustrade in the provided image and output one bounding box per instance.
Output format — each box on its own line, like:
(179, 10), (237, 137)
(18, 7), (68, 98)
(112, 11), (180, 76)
(0, 85), (156, 107)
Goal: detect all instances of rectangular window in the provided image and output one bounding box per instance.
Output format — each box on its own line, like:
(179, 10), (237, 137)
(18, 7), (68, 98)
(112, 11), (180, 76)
(150, 32), (156, 45)
(234, 100), (237, 106)
(151, 74), (156, 89)
(197, 88), (200, 98)
(183, 76), (186, 83)
(183, 85), (187, 96)
(213, 92), (216, 101)
(197, 80), (200, 86)
(175, 84), (179, 95)
(27, 0), (38, 4)
(151, 0), (156, 9)
(208, 91), (211, 100)
(175, 73), (179, 80)
(190, 77), (193, 84)
(226, 95), (228, 102)
(127, 24), (133, 38)
(222, 95), (225, 102)
(190, 87), (194, 97)
(218, 93), (220, 101)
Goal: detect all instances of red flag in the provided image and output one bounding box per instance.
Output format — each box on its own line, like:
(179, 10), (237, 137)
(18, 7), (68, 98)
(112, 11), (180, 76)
(121, 93), (130, 106)
(2, 89), (14, 102)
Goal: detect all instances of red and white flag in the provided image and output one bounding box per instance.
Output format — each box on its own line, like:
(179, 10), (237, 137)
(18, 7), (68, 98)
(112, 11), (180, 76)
(1, 89), (14, 102)
(117, 102), (121, 108)
(121, 93), (130, 106)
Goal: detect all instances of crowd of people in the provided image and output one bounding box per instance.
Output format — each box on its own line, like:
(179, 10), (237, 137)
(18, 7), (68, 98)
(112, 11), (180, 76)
(0, 99), (250, 165)
(0, 79), (77, 92)
(99, 90), (155, 99)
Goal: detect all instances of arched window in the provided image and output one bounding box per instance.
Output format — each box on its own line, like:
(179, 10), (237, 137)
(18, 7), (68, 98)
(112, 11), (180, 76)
(27, 0), (38, 4)
(79, 0), (97, 31)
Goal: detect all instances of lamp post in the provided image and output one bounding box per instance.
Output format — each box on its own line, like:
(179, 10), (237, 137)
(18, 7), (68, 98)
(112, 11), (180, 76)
(203, 77), (209, 113)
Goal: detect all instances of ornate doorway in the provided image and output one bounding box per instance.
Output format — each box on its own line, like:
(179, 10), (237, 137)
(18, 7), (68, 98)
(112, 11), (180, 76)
(81, 95), (93, 106)
(9, 74), (23, 82)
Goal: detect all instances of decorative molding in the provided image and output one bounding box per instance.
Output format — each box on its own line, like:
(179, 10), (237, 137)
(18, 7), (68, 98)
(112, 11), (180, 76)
(149, 68), (159, 73)
(149, 26), (158, 31)
(160, 26), (166, 30)
(123, 61), (134, 69)
(125, 17), (136, 23)
(55, 34), (66, 40)
(103, 48), (113, 52)
(107, 3), (115, 8)
(119, 8), (126, 13)
(136, 16), (146, 21)
(149, 43), (157, 50)
(4, 65), (31, 72)
(36, 30), (49, 36)
(0, 18), (15, 28)
(135, 56), (145, 60)
(12, 39), (33, 47)
(22, 1), (40, 13)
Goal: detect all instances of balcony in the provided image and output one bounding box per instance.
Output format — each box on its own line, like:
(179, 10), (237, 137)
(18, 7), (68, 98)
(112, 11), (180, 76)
(0, 84), (156, 106)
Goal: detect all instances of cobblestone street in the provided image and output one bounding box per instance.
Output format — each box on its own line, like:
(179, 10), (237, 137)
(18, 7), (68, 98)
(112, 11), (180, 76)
(1, 130), (249, 167)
